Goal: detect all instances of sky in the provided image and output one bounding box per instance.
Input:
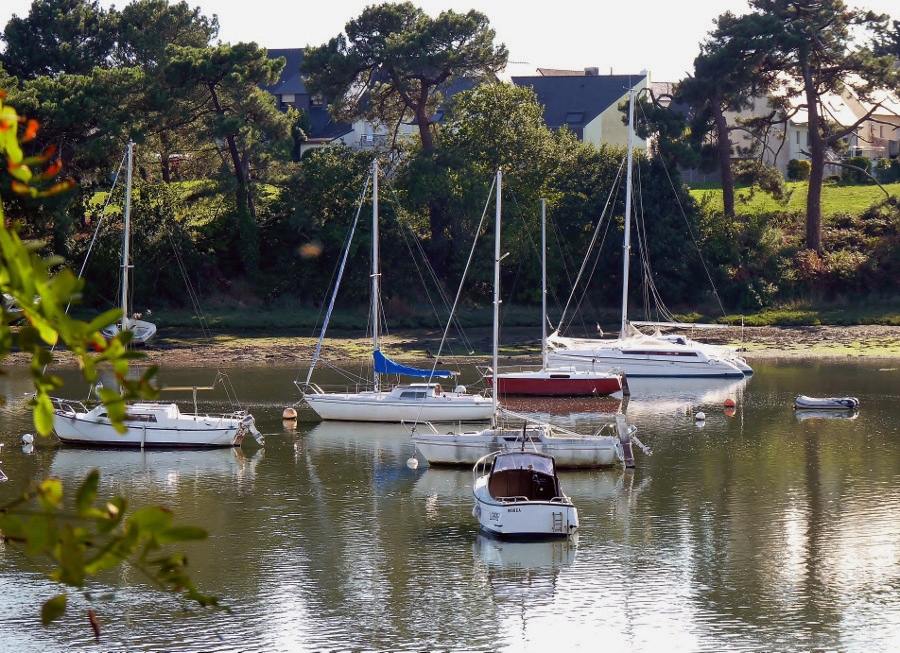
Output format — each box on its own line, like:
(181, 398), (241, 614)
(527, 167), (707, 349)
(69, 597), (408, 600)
(1, 0), (897, 82)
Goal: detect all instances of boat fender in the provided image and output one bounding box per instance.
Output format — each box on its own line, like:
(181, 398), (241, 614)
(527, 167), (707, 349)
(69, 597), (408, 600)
(454, 385), (466, 394)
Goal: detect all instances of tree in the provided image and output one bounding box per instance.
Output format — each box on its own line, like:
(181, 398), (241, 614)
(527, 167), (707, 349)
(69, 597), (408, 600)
(164, 42), (292, 273)
(676, 11), (783, 218)
(0, 93), (216, 632)
(0, 0), (115, 79)
(301, 1), (508, 152)
(749, 0), (897, 252)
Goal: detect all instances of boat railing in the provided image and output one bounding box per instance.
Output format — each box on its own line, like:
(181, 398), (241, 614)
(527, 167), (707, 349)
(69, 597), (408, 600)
(50, 397), (88, 416)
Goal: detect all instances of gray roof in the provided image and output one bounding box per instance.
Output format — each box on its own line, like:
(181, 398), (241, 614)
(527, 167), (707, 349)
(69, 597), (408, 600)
(264, 47), (307, 96)
(511, 73), (647, 138)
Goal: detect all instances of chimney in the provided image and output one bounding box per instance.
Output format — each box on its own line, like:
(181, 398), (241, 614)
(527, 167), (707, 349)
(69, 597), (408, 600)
(584, 67), (599, 76)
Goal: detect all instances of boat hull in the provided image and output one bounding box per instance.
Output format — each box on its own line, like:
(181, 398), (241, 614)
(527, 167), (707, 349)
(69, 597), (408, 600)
(487, 370), (622, 396)
(52, 402), (255, 448)
(412, 427), (623, 468)
(473, 487), (578, 537)
(304, 390), (492, 423)
(546, 347), (748, 378)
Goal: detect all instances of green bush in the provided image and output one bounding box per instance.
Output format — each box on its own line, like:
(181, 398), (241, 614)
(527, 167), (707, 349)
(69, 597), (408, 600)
(787, 158), (811, 181)
(842, 156), (872, 183)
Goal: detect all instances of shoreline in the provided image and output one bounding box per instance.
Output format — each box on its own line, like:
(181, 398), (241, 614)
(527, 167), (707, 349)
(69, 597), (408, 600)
(6, 325), (900, 369)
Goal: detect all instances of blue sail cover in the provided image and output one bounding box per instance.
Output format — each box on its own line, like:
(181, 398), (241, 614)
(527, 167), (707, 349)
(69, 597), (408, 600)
(373, 349), (453, 378)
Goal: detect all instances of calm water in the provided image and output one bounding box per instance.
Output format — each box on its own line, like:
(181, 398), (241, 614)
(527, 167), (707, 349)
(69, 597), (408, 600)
(1, 360), (899, 652)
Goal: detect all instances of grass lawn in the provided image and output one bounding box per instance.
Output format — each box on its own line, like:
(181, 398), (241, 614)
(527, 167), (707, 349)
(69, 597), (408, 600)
(688, 180), (900, 216)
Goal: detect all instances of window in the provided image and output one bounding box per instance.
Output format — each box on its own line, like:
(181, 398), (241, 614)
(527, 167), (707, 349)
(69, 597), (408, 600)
(565, 111), (584, 124)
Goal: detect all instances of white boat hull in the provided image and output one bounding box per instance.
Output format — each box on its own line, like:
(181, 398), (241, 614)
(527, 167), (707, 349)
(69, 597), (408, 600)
(304, 386), (492, 423)
(52, 401), (259, 448)
(412, 420), (626, 469)
(546, 339), (750, 378)
(102, 318), (157, 345)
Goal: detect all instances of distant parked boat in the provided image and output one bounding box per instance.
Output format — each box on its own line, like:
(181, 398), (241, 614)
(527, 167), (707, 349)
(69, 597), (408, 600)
(794, 395), (860, 410)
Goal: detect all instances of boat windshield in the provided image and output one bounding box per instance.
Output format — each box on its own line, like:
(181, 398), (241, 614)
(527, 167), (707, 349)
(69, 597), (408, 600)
(493, 453), (555, 475)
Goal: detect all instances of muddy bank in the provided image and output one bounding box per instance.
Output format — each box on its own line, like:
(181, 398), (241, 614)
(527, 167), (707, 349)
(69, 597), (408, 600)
(9, 324), (899, 369)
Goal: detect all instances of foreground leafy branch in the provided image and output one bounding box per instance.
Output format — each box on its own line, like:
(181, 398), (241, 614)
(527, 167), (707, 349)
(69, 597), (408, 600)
(1, 92), (219, 632)
(0, 471), (219, 629)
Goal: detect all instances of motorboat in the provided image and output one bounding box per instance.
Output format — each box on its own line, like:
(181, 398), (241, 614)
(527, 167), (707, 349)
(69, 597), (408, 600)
(794, 395), (860, 410)
(472, 450), (578, 538)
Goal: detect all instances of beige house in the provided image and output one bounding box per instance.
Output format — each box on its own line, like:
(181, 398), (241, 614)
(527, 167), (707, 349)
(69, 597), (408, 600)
(729, 82), (900, 176)
(511, 68), (650, 151)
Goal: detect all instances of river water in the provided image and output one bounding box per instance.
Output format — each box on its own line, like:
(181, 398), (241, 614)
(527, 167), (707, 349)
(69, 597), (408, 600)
(1, 359), (899, 652)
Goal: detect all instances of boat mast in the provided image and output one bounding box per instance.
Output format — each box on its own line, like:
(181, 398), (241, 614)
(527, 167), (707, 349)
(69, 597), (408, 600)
(120, 141), (134, 333)
(372, 158), (381, 393)
(492, 169), (502, 424)
(541, 198), (547, 369)
(620, 88), (636, 337)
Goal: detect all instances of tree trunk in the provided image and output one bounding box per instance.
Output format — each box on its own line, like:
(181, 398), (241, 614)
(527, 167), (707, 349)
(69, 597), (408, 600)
(712, 101), (736, 218)
(801, 63), (823, 253)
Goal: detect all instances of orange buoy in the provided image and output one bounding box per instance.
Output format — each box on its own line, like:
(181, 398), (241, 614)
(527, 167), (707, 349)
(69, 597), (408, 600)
(282, 407), (298, 420)
(724, 397), (736, 408)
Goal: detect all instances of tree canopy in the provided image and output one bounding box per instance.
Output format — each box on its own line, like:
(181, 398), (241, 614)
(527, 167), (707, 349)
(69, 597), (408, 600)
(301, 1), (508, 152)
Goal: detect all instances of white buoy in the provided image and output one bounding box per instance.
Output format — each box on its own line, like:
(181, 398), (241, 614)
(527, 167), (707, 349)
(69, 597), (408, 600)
(694, 412), (706, 422)
(406, 457), (419, 470)
(21, 433), (34, 445)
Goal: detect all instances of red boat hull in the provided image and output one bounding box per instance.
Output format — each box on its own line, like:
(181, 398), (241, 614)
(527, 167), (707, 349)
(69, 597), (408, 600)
(487, 373), (622, 397)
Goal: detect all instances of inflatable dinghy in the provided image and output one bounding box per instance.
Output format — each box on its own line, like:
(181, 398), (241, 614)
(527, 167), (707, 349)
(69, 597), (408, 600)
(794, 395), (859, 410)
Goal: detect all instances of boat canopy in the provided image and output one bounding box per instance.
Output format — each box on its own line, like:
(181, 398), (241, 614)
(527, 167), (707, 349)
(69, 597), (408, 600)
(373, 349), (454, 378)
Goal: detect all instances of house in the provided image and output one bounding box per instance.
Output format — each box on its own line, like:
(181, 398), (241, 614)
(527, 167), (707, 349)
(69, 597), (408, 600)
(727, 81), (900, 177)
(266, 48), (653, 156)
(511, 69), (650, 150)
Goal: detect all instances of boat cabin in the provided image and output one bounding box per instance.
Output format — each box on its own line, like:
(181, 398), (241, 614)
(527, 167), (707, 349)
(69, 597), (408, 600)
(486, 452), (564, 502)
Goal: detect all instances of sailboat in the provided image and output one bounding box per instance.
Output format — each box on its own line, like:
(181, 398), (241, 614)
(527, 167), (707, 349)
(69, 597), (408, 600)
(100, 142), (157, 345)
(298, 159), (493, 423)
(411, 170), (648, 469)
(51, 383), (262, 448)
(480, 199), (624, 396)
(545, 90), (752, 379)
(50, 143), (262, 448)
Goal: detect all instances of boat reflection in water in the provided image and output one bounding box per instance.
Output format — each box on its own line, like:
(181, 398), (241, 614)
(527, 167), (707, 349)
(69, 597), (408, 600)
(49, 446), (262, 491)
(794, 409), (859, 422)
(622, 375), (750, 418)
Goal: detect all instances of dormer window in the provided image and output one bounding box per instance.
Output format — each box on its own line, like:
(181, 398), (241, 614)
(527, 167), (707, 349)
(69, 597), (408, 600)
(565, 111), (584, 124)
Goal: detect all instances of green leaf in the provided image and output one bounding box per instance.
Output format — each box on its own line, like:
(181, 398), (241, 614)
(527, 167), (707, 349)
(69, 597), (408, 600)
(128, 506), (174, 534)
(32, 393), (55, 437)
(24, 515), (56, 557)
(41, 594), (67, 625)
(155, 525), (208, 545)
(36, 478), (63, 512)
(75, 470), (100, 516)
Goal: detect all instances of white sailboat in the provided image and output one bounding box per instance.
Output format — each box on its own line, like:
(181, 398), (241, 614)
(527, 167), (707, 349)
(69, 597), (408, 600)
(411, 169), (647, 469)
(480, 199), (624, 396)
(52, 375), (262, 448)
(100, 141), (157, 345)
(298, 159), (492, 423)
(545, 90), (752, 379)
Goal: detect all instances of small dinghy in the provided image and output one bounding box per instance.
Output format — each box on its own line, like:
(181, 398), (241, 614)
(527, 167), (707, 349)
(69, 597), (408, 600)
(794, 395), (860, 410)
